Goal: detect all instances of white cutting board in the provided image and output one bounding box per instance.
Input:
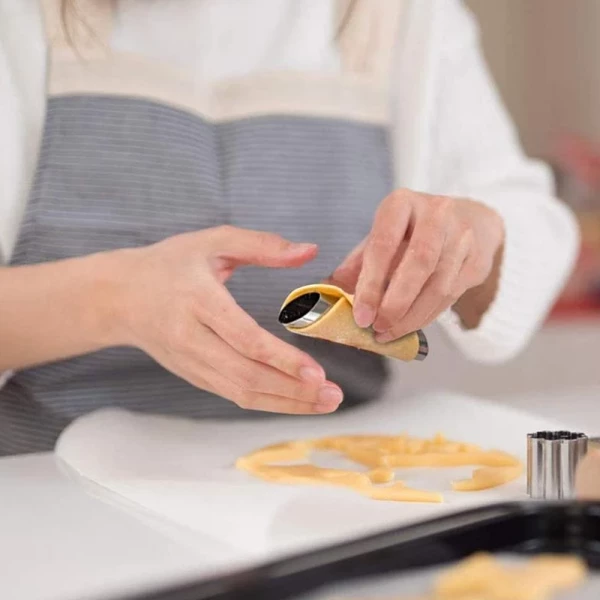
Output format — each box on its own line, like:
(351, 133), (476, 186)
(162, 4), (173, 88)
(55, 388), (569, 562)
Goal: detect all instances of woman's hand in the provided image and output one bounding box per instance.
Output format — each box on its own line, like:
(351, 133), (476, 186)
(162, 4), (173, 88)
(329, 189), (505, 341)
(112, 226), (343, 415)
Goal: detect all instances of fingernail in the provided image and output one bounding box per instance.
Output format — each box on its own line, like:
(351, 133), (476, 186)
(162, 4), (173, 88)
(315, 402), (339, 414)
(318, 385), (343, 405)
(299, 366), (325, 383)
(375, 331), (394, 344)
(354, 305), (375, 328)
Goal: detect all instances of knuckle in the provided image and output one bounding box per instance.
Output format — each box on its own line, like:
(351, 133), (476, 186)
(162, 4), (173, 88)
(430, 278), (453, 301)
(457, 220), (473, 237)
(389, 188), (413, 206)
(411, 240), (439, 270)
(247, 336), (275, 364)
(359, 289), (379, 308)
(457, 224), (475, 247)
(356, 278), (380, 304)
(432, 195), (453, 215)
(369, 234), (398, 255)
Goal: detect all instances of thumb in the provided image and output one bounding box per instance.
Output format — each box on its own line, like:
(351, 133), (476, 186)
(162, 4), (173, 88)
(215, 227), (318, 268)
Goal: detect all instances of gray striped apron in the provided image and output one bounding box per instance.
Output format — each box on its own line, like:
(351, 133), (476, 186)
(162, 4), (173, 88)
(1, 0), (403, 455)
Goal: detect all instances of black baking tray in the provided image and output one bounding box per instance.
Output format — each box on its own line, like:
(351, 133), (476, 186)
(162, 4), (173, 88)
(119, 502), (600, 600)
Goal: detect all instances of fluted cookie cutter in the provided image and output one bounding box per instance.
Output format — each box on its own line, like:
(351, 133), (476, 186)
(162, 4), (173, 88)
(527, 431), (593, 500)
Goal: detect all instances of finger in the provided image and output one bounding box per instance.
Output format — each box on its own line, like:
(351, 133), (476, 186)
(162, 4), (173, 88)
(375, 228), (472, 342)
(237, 392), (341, 414)
(372, 198), (449, 334)
(197, 284), (327, 384)
(212, 226), (318, 268)
(179, 360), (341, 415)
(353, 193), (413, 327)
(422, 231), (477, 326)
(193, 323), (343, 405)
(327, 236), (368, 292)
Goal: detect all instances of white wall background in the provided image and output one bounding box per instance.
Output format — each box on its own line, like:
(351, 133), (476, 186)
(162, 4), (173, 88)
(466, 0), (600, 158)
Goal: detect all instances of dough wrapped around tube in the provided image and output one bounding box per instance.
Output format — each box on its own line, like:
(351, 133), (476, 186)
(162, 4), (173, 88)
(279, 284), (428, 361)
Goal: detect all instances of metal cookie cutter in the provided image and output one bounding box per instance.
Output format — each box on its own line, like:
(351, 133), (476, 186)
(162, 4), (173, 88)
(278, 290), (429, 360)
(527, 431), (589, 500)
(278, 291), (338, 329)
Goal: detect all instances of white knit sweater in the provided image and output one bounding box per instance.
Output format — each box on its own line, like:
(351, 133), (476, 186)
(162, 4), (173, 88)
(0, 0), (579, 365)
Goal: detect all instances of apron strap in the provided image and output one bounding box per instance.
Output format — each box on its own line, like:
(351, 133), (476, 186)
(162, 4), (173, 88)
(335, 0), (406, 80)
(41, 0), (114, 56)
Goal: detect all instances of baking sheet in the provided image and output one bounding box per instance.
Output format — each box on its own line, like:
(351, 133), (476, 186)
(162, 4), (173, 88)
(300, 555), (600, 600)
(55, 386), (571, 561)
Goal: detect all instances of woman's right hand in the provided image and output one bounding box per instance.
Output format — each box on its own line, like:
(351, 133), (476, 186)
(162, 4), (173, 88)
(111, 225), (343, 415)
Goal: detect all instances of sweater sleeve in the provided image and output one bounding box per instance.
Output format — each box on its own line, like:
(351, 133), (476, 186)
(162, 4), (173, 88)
(0, 2), (47, 265)
(429, 0), (580, 364)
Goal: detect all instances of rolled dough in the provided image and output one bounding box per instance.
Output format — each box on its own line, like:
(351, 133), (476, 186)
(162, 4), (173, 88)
(281, 284), (423, 361)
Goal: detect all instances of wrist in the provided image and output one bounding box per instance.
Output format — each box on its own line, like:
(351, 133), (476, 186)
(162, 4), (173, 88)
(457, 198), (505, 250)
(454, 242), (504, 329)
(453, 200), (506, 329)
(82, 248), (139, 349)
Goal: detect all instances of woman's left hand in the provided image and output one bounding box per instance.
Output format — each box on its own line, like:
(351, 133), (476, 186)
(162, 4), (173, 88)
(329, 189), (505, 342)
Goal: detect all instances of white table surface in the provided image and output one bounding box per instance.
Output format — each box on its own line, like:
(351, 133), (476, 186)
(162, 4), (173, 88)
(1, 321), (598, 600)
(0, 453), (256, 600)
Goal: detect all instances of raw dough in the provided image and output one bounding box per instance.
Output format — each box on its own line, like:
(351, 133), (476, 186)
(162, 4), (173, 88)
(452, 465), (524, 492)
(382, 451), (520, 469)
(368, 468), (396, 484)
(236, 432), (523, 503)
(434, 552), (587, 599)
(280, 284), (423, 361)
(243, 464), (372, 489)
(364, 484), (443, 504)
(335, 554), (587, 599)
